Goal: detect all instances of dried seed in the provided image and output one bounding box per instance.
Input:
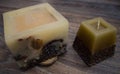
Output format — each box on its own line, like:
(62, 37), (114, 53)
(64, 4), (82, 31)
(23, 64), (27, 68)
(36, 39), (43, 49)
(40, 56), (58, 66)
(14, 54), (27, 61)
(59, 39), (63, 42)
(63, 44), (67, 47)
(18, 39), (23, 41)
(33, 60), (36, 62)
(31, 38), (43, 49)
(31, 38), (36, 48)
(26, 36), (33, 40)
(36, 57), (40, 60)
(24, 59), (28, 63)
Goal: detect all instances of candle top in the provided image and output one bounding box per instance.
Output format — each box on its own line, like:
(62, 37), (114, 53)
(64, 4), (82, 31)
(78, 17), (117, 55)
(14, 8), (56, 32)
(3, 3), (57, 33)
(81, 17), (117, 35)
(91, 20), (106, 31)
(3, 3), (67, 38)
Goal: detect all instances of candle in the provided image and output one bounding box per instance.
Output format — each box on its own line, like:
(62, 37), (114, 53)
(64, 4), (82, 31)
(73, 17), (117, 66)
(3, 3), (69, 70)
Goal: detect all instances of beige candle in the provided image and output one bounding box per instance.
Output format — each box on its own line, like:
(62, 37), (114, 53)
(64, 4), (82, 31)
(3, 3), (69, 69)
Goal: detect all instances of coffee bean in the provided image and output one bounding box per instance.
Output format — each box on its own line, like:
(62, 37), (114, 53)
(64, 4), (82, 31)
(14, 54), (27, 61)
(18, 39), (23, 41)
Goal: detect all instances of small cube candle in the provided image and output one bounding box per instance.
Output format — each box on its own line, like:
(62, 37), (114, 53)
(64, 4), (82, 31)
(3, 3), (69, 70)
(73, 17), (117, 66)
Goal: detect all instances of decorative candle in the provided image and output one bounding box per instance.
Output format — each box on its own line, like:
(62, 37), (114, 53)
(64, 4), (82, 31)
(3, 3), (69, 70)
(73, 17), (117, 66)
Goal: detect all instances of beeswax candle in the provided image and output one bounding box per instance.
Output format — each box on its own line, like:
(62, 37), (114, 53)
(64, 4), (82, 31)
(73, 17), (116, 66)
(3, 3), (69, 70)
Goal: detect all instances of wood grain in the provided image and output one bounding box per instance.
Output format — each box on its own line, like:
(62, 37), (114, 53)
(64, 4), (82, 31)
(0, 0), (120, 74)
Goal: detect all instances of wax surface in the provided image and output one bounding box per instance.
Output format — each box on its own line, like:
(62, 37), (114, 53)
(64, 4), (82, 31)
(91, 20), (106, 31)
(15, 8), (56, 32)
(77, 17), (117, 54)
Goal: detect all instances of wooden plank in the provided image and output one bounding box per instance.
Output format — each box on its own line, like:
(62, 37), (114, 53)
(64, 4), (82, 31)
(0, 0), (120, 74)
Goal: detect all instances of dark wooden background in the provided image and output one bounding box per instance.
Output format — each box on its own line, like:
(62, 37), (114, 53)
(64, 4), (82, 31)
(0, 0), (120, 74)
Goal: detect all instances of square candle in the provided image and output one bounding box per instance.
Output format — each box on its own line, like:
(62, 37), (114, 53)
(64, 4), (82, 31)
(3, 3), (69, 70)
(73, 17), (117, 66)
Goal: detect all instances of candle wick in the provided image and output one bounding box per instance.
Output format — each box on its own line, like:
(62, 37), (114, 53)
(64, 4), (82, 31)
(97, 20), (100, 30)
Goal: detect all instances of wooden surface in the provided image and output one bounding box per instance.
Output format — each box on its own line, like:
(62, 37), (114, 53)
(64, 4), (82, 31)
(0, 0), (120, 74)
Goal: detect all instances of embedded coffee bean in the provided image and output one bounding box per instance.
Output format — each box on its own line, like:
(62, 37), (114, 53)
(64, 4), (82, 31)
(18, 39), (23, 41)
(14, 54), (27, 61)
(18, 39), (67, 70)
